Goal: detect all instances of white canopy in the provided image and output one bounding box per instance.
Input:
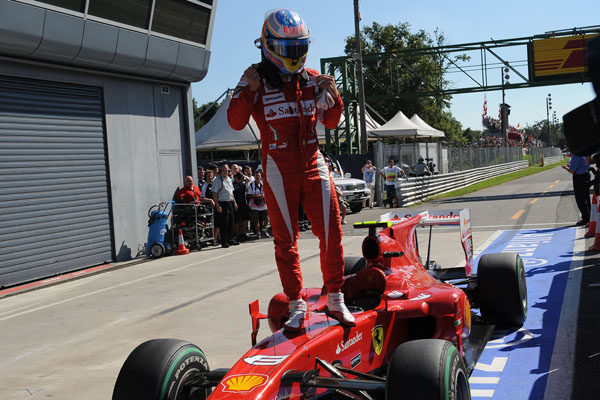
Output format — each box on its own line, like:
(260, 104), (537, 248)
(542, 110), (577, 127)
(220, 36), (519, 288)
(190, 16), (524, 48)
(369, 110), (444, 138)
(195, 94), (261, 151)
(316, 106), (381, 143)
(409, 114), (445, 137)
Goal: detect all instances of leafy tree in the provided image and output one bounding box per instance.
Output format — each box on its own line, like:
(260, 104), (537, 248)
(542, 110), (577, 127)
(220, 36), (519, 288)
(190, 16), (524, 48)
(344, 22), (468, 145)
(193, 98), (221, 132)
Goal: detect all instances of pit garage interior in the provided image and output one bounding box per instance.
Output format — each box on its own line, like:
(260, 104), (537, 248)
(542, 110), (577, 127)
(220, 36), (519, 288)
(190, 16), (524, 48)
(0, 0), (217, 287)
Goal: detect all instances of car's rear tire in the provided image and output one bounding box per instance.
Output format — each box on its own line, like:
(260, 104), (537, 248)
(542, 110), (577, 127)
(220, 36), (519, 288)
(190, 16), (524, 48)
(477, 252), (527, 326)
(386, 339), (470, 400)
(113, 339), (210, 400)
(344, 256), (366, 276)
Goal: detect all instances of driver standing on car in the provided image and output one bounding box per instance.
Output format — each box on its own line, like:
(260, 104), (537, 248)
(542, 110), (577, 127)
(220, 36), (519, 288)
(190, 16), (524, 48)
(227, 9), (355, 331)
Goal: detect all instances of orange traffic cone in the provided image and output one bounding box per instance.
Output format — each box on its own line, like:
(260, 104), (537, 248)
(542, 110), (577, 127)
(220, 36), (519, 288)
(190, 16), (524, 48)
(585, 194), (598, 238)
(175, 229), (190, 255)
(588, 201), (600, 251)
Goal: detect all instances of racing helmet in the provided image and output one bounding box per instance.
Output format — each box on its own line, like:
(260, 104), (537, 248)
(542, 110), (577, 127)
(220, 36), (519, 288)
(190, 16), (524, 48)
(258, 9), (310, 75)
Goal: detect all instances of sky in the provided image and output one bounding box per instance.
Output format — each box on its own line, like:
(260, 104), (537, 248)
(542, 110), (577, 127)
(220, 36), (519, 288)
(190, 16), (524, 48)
(192, 0), (599, 131)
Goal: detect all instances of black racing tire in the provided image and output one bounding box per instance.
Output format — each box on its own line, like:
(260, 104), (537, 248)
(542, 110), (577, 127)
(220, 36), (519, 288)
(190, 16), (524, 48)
(386, 339), (470, 400)
(477, 252), (527, 327)
(350, 203), (363, 213)
(344, 256), (366, 276)
(113, 339), (210, 400)
(150, 242), (165, 258)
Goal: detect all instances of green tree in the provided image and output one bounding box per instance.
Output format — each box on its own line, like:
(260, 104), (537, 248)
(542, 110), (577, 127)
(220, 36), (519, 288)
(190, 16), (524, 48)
(344, 22), (468, 145)
(193, 98), (221, 132)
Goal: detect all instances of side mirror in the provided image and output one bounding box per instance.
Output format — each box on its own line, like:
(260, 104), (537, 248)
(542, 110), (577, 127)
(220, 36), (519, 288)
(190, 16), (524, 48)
(344, 173), (351, 178)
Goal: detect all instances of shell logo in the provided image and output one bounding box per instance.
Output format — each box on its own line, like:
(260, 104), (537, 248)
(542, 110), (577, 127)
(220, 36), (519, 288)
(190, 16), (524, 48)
(221, 374), (268, 393)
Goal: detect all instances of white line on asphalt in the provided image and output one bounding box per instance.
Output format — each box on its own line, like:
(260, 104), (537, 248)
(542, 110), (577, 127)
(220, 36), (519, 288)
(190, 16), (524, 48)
(470, 377), (500, 384)
(543, 227), (585, 399)
(470, 389), (495, 397)
(0, 243), (274, 322)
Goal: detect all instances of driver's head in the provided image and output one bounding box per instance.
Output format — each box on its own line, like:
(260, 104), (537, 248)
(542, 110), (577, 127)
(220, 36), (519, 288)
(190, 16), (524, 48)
(388, 159), (394, 167)
(184, 176), (193, 188)
(259, 9), (310, 75)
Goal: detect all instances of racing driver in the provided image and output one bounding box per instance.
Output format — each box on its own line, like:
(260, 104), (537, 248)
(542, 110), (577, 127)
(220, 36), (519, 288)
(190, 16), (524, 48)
(227, 9), (355, 330)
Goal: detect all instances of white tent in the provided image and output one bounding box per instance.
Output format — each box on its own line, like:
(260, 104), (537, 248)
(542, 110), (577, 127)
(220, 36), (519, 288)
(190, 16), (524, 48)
(195, 94), (261, 151)
(368, 110), (444, 138)
(409, 114), (445, 137)
(316, 106), (381, 143)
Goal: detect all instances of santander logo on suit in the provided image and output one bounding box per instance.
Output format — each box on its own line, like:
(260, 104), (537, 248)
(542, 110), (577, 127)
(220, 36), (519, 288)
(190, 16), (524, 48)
(264, 100), (315, 121)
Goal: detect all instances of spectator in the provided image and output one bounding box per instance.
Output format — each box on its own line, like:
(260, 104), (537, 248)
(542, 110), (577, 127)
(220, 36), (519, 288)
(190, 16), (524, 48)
(562, 152), (591, 226)
(212, 164), (238, 248)
(243, 165), (254, 185)
(175, 175), (214, 207)
(335, 185), (348, 225)
(247, 170), (269, 238)
(361, 159), (377, 208)
(233, 172), (250, 241)
(231, 163), (242, 178)
(413, 157), (430, 176)
(379, 159), (405, 208)
(197, 166), (206, 188)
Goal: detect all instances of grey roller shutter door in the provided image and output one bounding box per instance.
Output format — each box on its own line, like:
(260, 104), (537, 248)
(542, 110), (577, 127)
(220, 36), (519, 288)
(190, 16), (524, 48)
(0, 75), (113, 288)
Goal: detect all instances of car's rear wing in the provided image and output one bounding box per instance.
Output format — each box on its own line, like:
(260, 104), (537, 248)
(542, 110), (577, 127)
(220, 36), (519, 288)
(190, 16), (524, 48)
(380, 209), (474, 276)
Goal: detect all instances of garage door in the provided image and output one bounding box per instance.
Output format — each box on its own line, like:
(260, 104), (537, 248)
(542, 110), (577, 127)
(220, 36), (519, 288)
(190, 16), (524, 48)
(0, 75), (114, 288)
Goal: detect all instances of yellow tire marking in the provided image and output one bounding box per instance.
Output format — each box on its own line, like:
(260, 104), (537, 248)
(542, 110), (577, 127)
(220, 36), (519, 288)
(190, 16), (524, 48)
(511, 209), (525, 220)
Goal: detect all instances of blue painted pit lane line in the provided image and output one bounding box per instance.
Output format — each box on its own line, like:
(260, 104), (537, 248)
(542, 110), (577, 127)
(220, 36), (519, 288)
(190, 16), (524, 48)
(469, 227), (582, 399)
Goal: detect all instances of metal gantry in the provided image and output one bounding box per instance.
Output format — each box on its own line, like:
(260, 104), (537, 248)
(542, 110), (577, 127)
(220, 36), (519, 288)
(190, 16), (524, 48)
(321, 26), (600, 155)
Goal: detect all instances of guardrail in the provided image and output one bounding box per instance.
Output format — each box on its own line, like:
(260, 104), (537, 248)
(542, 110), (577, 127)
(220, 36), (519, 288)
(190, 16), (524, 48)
(541, 155), (564, 166)
(392, 160), (529, 206)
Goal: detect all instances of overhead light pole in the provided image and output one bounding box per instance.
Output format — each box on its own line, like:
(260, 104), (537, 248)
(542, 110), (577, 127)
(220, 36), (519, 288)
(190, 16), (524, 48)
(546, 93), (552, 145)
(353, 0), (367, 153)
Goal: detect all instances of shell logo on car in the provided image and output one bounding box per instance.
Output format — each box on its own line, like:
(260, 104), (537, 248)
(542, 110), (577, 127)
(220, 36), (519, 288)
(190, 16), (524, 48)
(221, 374), (268, 393)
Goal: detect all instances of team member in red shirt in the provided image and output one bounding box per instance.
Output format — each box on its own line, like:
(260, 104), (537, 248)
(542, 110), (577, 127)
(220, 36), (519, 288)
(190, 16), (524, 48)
(175, 176), (214, 207)
(227, 9), (354, 330)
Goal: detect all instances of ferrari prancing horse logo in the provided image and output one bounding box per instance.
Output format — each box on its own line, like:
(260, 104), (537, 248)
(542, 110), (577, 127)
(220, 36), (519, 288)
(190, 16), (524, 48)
(372, 325), (384, 356)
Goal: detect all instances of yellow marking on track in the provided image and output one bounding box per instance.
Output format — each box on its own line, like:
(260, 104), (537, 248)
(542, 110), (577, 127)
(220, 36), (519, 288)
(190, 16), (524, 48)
(548, 184), (555, 189)
(529, 198), (539, 204)
(511, 209), (525, 220)
(554, 180), (560, 183)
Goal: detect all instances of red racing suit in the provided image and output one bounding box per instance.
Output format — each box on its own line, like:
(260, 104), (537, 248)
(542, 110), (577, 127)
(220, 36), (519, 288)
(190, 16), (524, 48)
(227, 66), (344, 300)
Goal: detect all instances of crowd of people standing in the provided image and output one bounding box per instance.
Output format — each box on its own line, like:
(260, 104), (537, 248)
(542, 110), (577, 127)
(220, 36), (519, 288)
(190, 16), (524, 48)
(180, 163), (271, 249)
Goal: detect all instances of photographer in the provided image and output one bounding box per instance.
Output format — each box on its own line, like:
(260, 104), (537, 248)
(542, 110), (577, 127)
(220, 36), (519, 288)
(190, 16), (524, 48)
(247, 170), (269, 239)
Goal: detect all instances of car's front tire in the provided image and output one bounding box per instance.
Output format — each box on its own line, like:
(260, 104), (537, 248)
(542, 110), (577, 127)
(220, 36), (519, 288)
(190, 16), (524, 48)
(386, 339), (470, 400)
(477, 252), (527, 326)
(113, 339), (210, 400)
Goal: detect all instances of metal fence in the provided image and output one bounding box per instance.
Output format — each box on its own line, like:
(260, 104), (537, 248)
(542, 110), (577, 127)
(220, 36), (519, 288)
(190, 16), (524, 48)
(447, 146), (523, 172)
(528, 147), (562, 165)
(374, 142), (524, 175)
(393, 160), (529, 206)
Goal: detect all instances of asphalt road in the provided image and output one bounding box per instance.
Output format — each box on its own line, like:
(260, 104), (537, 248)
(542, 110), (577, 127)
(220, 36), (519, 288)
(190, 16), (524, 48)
(0, 165), (598, 399)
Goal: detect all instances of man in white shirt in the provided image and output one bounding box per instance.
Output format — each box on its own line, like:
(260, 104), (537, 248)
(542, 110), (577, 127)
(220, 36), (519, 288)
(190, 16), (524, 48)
(361, 159), (377, 208)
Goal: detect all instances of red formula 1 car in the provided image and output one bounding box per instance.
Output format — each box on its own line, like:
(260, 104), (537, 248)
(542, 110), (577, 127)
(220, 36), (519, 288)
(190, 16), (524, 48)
(113, 209), (527, 400)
